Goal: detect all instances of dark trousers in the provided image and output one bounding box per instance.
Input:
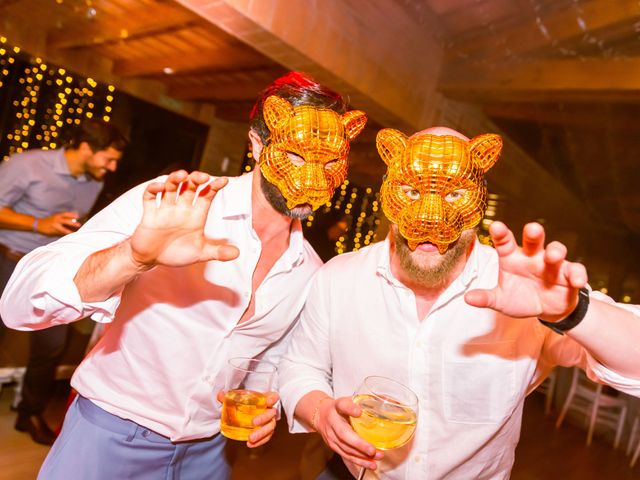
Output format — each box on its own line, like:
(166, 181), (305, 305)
(0, 253), (19, 337)
(0, 253), (69, 415)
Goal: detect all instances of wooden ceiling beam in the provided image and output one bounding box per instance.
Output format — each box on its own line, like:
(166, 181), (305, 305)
(447, 0), (640, 62)
(440, 58), (640, 103)
(47, 3), (197, 50)
(484, 104), (640, 131)
(113, 46), (272, 77)
(167, 79), (271, 102)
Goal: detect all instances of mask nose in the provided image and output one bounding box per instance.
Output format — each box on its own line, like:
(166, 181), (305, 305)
(300, 163), (330, 193)
(400, 194), (463, 246)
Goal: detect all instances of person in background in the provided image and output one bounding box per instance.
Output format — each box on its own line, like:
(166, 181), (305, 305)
(1, 72), (366, 479)
(0, 118), (127, 445)
(278, 126), (640, 479)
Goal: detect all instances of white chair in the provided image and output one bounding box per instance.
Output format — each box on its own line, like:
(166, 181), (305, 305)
(535, 369), (557, 415)
(555, 367), (628, 448)
(0, 366), (26, 408)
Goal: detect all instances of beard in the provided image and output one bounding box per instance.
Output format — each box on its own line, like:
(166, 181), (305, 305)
(259, 172), (313, 219)
(393, 226), (477, 288)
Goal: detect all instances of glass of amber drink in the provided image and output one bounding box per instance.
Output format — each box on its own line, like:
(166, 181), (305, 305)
(350, 376), (418, 479)
(220, 357), (276, 441)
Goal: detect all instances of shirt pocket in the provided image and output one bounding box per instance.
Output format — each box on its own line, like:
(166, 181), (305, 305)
(442, 340), (517, 424)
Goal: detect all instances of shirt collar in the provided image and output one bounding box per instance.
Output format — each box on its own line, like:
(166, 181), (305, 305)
(52, 148), (92, 182)
(220, 171), (305, 266)
(220, 172), (253, 219)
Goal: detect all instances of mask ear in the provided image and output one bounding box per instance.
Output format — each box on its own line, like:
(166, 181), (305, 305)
(341, 110), (367, 141)
(263, 96), (294, 133)
(468, 134), (502, 172)
(376, 129), (407, 167)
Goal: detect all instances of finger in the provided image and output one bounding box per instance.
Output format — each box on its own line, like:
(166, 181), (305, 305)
(334, 397), (360, 418)
(335, 448), (379, 471)
(521, 222), (545, 256)
(201, 241), (240, 262)
(542, 241), (567, 284)
(564, 262), (588, 289)
(488, 221), (518, 258)
(333, 422), (378, 458)
(165, 170), (189, 188)
(252, 408), (277, 427)
(464, 288), (497, 309)
(264, 391), (279, 408)
(247, 418), (276, 447)
(192, 176), (229, 208)
(216, 390), (224, 404)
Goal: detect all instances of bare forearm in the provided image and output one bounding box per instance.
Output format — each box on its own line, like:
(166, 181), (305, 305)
(567, 298), (640, 378)
(0, 207), (36, 231)
(74, 239), (151, 302)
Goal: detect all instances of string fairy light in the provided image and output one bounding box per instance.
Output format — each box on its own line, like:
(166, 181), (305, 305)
(0, 37), (116, 160)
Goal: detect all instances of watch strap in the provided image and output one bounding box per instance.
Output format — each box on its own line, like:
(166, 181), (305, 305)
(538, 287), (590, 335)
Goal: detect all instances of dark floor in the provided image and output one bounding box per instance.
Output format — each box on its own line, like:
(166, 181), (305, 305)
(0, 382), (638, 479)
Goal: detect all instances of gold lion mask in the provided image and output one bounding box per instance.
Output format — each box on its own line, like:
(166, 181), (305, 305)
(259, 96), (367, 210)
(377, 129), (502, 253)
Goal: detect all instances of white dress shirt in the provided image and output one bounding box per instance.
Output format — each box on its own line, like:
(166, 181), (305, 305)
(1, 172), (322, 441)
(279, 238), (640, 479)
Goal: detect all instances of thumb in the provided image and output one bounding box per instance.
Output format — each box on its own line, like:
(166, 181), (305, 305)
(464, 288), (497, 309)
(335, 397), (359, 417)
(202, 242), (240, 262)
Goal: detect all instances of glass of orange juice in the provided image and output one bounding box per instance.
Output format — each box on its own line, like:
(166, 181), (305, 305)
(220, 357), (276, 441)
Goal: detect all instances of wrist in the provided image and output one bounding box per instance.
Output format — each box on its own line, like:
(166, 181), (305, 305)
(123, 240), (155, 273)
(538, 287), (590, 335)
(311, 396), (332, 432)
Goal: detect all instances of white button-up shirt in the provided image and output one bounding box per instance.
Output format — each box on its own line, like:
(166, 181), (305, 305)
(1, 172), (322, 441)
(279, 239), (640, 479)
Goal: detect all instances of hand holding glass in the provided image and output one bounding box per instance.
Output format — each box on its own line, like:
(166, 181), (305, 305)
(220, 357), (276, 442)
(350, 376), (418, 479)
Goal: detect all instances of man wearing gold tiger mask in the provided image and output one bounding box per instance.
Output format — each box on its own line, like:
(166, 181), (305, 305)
(0, 72), (368, 479)
(278, 126), (640, 480)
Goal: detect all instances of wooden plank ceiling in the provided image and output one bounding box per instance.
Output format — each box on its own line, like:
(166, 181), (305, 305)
(1, 0), (639, 246)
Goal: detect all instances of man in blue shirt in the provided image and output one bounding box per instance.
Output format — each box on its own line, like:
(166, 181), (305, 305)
(0, 119), (127, 444)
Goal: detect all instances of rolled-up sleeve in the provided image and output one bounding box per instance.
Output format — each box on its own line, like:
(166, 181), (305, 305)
(278, 267), (335, 433)
(0, 181), (149, 330)
(541, 289), (640, 397)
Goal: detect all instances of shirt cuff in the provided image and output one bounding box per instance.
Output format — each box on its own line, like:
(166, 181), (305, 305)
(30, 253), (122, 324)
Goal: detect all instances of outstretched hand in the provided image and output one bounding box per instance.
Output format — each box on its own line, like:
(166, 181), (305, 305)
(465, 221), (588, 322)
(130, 170), (239, 268)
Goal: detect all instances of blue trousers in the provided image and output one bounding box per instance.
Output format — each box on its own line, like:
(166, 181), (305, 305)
(39, 396), (231, 480)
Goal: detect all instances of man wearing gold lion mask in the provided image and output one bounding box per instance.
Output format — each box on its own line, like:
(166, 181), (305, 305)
(1, 72), (366, 479)
(278, 126), (640, 479)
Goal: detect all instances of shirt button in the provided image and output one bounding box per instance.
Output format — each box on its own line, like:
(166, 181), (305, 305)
(414, 455), (421, 463)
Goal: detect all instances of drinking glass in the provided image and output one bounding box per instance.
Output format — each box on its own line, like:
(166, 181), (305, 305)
(349, 376), (419, 479)
(220, 357), (276, 441)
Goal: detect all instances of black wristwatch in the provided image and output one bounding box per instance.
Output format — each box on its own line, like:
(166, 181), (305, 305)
(538, 287), (590, 335)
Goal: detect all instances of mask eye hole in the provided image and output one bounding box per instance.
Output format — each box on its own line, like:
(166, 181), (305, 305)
(286, 151), (305, 166)
(401, 185), (420, 201)
(445, 188), (466, 203)
(324, 159), (339, 170)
